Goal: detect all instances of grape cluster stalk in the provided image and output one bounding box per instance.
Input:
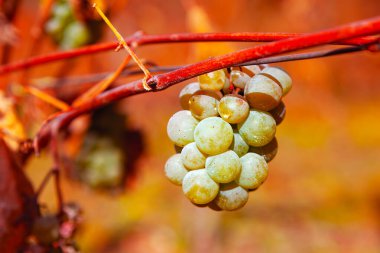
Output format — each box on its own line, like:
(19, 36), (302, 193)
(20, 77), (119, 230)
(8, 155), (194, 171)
(165, 65), (291, 211)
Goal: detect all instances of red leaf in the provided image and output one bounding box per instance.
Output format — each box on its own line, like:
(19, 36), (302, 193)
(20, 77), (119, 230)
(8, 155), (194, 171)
(0, 139), (38, 253)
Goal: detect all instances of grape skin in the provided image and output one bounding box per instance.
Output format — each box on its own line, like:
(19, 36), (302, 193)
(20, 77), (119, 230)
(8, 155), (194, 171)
(244, 74), (283, 111)
(189, 94), (219, 120)
(182, 169), (219, 204)
(218, 95), (249, 124)
(179, 82), (201, 109)
(261, 67), (292, 96)
(198, 70), (226, 91)
(229, 131), (249, 157)
(237, 110), (276, 147)
(164, 154), (189, 185)
(194, 117), (233, 155)
(167, 110), (199, 147)
(213, 183), (249, 211)
(181, 142), (207, 170)
(230, 70), (251, 89)
(206, 150), (241, 183)
(236, 153), (268, 190)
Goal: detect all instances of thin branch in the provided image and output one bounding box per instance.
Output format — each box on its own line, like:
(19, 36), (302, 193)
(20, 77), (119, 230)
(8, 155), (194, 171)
(0, 32), (378, 75)
(32, 16), (380, 152)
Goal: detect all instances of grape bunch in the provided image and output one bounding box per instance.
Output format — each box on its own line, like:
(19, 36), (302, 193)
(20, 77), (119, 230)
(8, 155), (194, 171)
(165, 65), (292, 211)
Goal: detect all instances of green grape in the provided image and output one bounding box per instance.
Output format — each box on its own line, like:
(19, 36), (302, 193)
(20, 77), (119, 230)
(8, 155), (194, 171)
(61, 21), (91, 49)
(167, 110), (199, 147)
(249, 137), (278, 163)
(181, 142), (207, 170)
(182, 169), (219, 204)
(229, 131), (249, 157)
(260, 67), (292, 96)
(194, 117), (233, 155)
(244, 74), (283, 111)
(269, 101), (286, 125)
(218, 94), (249, 124)
(230, 70), (251, 89)
(206, 150), (241, 183)
(198, 69), (226, 91)
(241, 65), (261, 77)
(179, 82), (201, 109)
(189, 94), (219, 120)
(164, 154), (188, 185)
(237, 110), (276, 147)
(236, 152), (268, 190)
(213, 182), (249, 211)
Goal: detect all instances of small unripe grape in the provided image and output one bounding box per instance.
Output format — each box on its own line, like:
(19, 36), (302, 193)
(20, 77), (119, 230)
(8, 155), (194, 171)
(181, 142), (207, 170)
(198, 69), (226, 91)
(236, 153), (268, 190)
(230, 70), (251, 89)
(244, 74), (283, 111)
(269, 101), (286, 125)
(237, 110), (276, 147)
(206, 150), (241, 183)
(241, 65), (261, 77)
(260, 67), (292, 96)
(249, 137), (278, 163)
(213, 182), (249, 211)
(182, 169), (219, 204)
(61, 21), (91, 49)
(167, 110), (199, 147)
(179, 82), (201, 109)
(230, 131), (249, 157)
(194, 117), (233, 155)
(164, 154), (189, 185)
(218, 95), (249, 124)
(189, 94), (219, 120)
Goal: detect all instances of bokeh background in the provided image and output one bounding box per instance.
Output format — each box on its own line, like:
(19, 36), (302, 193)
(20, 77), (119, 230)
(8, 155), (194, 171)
(5, 0), (380, 252)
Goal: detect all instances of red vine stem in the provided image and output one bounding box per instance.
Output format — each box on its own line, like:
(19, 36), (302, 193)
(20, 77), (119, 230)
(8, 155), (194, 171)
(33, 16), (380, 152)
(0, 32), (378, 75)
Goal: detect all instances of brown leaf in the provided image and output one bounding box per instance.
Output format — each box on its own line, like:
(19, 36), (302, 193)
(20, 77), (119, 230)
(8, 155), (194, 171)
(0, 139), (38, 253)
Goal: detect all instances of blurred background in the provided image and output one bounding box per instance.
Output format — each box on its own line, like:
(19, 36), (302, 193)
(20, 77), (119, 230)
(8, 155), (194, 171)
(2, 0), (380, 252)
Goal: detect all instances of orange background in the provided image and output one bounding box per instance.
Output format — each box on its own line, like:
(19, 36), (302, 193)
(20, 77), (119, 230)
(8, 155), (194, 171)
(6, 0), (380, 252)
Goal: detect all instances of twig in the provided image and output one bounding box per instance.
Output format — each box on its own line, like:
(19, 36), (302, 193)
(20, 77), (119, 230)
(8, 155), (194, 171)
(0, 32), (378, 75)
(32, 16), (380, 152)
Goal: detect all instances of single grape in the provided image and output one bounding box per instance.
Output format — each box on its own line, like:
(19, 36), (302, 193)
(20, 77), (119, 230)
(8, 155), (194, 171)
(260, 67), (292, 95)
(213, 182), (249, 211)
(179, 82), (201, 109)
(249, 137), (278, 163)
(241, 65), (261, 77)
(218, 94), (249, 124)
(164, 154), (189, 185)
(244, 74), (283, 111)
(269, 101), (286, 125)
(181, 142), (207, 170)
(236, 152), (268, 190)
(230, 70), (251, 89)
(206, 150), (241, 183)
(61, 21), (91, 49)
(237, 110), (276, 147)
(189, 94), (219, 120)
(194, 117), (233, 155)
(182, 169), (219, 204)
(229, 131), (249, 157)
(198, 69), (226, 91)
(167, 110), (199, 147)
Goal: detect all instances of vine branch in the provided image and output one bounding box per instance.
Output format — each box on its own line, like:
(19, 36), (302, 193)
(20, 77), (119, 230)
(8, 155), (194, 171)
(32, 15), (380, 153)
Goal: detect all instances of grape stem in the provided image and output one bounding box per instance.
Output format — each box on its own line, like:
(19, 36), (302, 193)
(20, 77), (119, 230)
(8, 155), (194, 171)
(23, 15), (380, 152)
